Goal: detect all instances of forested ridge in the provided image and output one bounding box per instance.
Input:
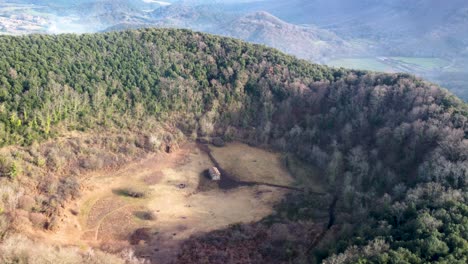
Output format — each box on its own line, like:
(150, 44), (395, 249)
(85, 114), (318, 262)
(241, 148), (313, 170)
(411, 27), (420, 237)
(0, 28), (466, 263)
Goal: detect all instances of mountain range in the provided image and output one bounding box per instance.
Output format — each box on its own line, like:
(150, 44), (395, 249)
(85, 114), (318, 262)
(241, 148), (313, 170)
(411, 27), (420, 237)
(3, 0), (467, 58)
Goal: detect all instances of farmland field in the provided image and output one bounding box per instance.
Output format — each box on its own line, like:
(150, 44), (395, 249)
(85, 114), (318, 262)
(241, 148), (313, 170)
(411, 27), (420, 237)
(327, 58), (392, 72)
(327, 56), (468, 100)
(327, 56), (456, 73)
(390, 57), (451, 70)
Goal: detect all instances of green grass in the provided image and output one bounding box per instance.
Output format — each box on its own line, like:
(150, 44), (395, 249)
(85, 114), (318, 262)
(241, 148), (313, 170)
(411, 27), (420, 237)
(327, 58), (392, 72)
(390, 57), (450, 70)
(283, 154), (325, 193)
(327, 57), (463, 73)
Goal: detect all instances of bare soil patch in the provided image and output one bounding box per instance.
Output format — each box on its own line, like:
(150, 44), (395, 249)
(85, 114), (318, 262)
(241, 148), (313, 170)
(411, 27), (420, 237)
(143, 171), (164, 185)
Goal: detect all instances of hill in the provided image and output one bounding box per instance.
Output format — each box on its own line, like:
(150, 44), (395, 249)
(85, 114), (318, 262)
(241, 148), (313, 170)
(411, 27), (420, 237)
(3, 0), (468, 100)
(106, 6), (364, 63)
(150, 5), (367, 62)
(0, 29), (466, 263)
(229, 0), (468, 57)
(213, 11), (364, 63)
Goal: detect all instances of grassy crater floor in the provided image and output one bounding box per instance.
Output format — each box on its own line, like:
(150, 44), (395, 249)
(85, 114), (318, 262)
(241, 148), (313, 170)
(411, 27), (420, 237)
(42, 142), (295, 263)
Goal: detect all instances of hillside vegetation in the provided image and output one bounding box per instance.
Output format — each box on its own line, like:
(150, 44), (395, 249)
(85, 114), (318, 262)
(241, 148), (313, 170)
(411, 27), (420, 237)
(0, 29), (466, 263)
(3, 1), (468, 100)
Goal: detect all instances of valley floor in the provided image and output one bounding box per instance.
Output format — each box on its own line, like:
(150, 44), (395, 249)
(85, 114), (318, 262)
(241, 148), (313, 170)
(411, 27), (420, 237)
(39, 142), (293, 263)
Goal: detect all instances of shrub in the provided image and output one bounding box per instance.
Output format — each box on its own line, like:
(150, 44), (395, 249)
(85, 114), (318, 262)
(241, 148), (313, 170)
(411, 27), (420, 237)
(118, 186), (150, 198)
(46, 216), (60, 231)
(0, 185), (22, 212)
(0, 235), (132, 264)
(0, 214), (9, 238)
(17, 195), (35, 212)
(199, 114), (215, 136)
(0, 157), (19, 179)
(134, 211), (157, 221)
(9, 162), (20, 180)
(211, 137), (225, 147)
(29, 212), (47, 229)
(46, 148), (66, 172)
(57, 176), (80, 201)
(0, 156), (10, 177)
(129, 228), (152, 245)
(146, 135), (162, 151)
(80, 156), (104, 170)
(34, 156), (46, 168)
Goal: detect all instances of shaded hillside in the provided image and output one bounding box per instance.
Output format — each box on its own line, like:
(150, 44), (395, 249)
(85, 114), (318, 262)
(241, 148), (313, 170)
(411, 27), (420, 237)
(229, 0), (468, 57)
(150, 3), (235, 31)
(0, 29), (466, 263)
(217, 11), (364, 62)
(147, 5), (365, 62)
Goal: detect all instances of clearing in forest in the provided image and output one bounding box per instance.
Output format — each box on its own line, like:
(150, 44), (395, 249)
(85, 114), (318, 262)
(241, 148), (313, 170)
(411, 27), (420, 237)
(44, 142), (295, 263)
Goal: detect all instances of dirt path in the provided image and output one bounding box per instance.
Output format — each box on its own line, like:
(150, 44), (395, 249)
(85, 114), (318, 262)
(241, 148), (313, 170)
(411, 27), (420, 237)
(45, 142), (295, 264)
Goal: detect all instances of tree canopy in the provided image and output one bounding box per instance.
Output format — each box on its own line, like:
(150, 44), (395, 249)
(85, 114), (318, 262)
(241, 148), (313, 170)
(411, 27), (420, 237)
(0, 28), (466, 263)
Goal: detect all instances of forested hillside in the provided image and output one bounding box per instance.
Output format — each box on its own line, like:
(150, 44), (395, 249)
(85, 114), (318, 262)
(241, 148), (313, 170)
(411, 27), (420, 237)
(0, 29), (466, 263)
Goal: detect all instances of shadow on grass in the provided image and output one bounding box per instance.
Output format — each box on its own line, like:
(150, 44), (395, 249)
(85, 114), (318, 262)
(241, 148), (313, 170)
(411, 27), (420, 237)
(134, 210), (157, 221)
(112, 187), (149, 198)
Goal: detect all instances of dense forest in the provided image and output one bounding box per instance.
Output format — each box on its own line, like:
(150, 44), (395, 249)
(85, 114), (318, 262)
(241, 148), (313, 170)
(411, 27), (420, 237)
(0, 29), (466, 263)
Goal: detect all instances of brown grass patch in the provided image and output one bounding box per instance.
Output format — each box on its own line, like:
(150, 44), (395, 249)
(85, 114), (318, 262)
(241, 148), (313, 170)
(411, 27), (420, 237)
(42, 142), (294, 264)
(210, 143), (294, 186)
(97, 207), (141, 241)
(81, 230), (96, 241)
(143, 171), (164, 185)
(86, 197), (127, 229)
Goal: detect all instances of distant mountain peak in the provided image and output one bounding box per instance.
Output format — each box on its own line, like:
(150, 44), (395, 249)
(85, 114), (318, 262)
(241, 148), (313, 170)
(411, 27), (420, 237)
(245, 11), (281, 21)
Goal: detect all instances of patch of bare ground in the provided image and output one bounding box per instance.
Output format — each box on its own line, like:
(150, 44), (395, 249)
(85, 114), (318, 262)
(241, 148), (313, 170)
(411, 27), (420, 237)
(44, 142), (296, 264)
(143, 171), (165, 185)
